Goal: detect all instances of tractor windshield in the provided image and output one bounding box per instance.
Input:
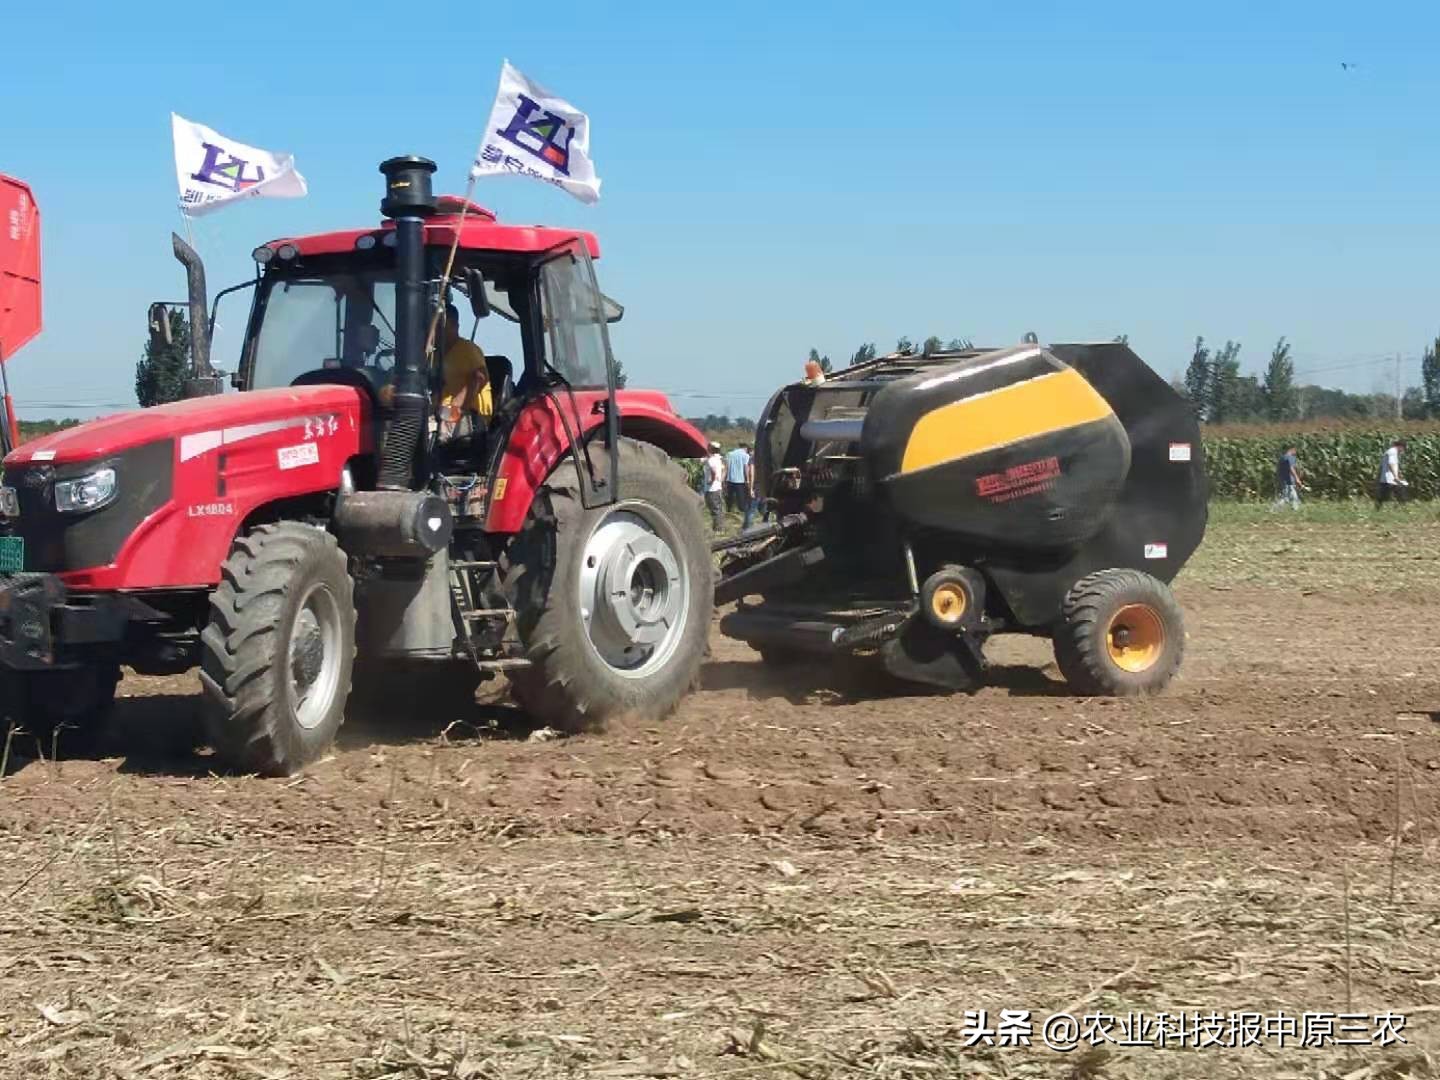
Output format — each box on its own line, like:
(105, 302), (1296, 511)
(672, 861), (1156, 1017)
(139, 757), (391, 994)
(248, 270), (398, 392)
(246, 260), (527, 394)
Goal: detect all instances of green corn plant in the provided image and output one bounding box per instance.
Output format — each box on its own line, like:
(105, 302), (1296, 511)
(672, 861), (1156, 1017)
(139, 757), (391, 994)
(1202, 425), (1440, 499)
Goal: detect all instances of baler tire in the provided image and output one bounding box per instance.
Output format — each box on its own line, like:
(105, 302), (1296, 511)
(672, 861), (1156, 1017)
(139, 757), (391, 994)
(502, 438), (713, 733)
(1053, 568), (1184, 696)
(199, 523), (356, 777)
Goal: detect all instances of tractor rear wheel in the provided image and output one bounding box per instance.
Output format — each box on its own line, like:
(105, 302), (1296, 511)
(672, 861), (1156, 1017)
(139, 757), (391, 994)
(504, 439), (712, 732)
(199, 523), (356, 776)
(1052, 568), (1184, 696)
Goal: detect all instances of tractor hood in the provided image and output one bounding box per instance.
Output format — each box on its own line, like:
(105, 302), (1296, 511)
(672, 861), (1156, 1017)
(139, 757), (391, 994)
(4, 385), (368, 468)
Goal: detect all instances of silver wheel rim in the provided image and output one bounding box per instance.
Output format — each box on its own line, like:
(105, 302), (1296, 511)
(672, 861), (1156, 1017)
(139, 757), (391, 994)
(578, 501), (691, 679)
(288, 582), (343, 730)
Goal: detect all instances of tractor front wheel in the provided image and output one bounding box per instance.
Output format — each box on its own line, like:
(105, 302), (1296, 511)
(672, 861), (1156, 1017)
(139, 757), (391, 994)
(1052, 568), (1184, 696)
(504, 439), (713, 732)
(199, 523), (356, 776)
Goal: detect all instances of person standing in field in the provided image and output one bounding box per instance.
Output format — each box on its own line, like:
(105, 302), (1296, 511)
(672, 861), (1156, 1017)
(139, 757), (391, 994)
(703, 441), (726, 530)
(724, 443), (751, 523)
(1272, 446), (1304, 510)
(741, 448), (759, 531)
(1375, 438), (1408, 507)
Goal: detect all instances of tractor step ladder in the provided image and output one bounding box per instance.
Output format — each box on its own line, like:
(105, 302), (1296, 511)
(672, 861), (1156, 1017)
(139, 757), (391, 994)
(447, 558), (530, 671)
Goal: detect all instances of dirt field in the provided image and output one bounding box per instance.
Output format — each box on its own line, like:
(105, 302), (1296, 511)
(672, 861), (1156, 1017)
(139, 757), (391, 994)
(4, 506), (1440, 1079)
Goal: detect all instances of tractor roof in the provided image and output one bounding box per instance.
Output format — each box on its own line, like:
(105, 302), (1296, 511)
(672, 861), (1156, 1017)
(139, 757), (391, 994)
(269, 195), (601, 260)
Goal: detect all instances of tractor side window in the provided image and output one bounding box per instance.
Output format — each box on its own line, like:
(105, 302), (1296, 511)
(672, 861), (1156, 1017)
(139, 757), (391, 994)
(538, 249), (611, 389)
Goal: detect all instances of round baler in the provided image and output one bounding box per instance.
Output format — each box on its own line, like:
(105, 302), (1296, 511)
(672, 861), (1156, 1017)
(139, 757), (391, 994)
(715, 342), (1208, 694)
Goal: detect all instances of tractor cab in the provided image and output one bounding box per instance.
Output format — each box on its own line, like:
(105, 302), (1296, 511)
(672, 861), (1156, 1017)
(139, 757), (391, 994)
(234, 197), (620, 490)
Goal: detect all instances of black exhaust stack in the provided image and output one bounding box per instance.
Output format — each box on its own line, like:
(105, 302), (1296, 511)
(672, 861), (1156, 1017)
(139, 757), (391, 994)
(333, 156), (455, 561)
(377, 155), (437, 490)
(171, 233), (223, 398)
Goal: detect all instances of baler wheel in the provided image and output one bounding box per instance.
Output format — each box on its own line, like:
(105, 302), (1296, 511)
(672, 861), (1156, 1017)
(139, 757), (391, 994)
(1052, 568), (1184, 696)
(502, 438), (713, 733)
(199, 523), (356, 776)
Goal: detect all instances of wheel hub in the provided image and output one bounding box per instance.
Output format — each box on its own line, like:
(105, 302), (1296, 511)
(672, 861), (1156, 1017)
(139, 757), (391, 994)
(1106, 603), (1165, 673)
(288, 584), (343, 730)
(931, 582), (967, 624)
(291, 610), (325, 688)
(579, 506), (690, 678)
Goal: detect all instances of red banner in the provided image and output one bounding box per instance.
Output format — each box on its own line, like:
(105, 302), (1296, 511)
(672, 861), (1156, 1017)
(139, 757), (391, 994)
(0, 173), (41, 361)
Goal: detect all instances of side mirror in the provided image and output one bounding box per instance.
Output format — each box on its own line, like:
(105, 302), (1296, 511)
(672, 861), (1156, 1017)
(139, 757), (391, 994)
(147, 303), (172, 351)
(464, 267), (490, 320)
(601, 294), (624, 324)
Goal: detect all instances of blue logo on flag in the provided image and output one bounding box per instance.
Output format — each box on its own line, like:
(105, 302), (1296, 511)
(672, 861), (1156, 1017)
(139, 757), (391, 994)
(494, 94), (575, 176)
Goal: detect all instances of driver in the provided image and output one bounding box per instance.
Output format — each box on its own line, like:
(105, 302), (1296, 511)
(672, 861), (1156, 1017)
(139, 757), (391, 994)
(437, 302), (492, 433)
(375, 303), (492, 437)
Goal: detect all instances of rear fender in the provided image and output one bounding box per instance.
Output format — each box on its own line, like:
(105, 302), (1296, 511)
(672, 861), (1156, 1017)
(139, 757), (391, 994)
(485, 391), (706, 534)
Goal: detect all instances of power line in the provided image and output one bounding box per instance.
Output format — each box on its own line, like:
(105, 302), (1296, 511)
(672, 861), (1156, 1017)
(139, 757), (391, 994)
(1291, 352), (1419, 378)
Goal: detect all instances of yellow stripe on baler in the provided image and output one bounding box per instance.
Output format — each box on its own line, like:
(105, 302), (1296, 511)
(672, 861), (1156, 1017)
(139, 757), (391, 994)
(900, 368), (1114, 474)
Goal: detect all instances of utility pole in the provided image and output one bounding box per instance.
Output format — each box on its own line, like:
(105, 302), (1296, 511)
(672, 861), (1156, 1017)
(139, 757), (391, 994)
(1395, 352), (1403, 420)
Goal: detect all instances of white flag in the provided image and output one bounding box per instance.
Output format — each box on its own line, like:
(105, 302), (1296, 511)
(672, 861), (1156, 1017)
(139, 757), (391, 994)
(471, 61), (601, 205)
(171, 113), (308, 217)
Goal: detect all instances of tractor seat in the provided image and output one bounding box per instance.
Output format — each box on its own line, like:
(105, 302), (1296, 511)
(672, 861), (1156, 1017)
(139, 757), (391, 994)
(485, 354), (513, 407)
(433, 357), (511, 472)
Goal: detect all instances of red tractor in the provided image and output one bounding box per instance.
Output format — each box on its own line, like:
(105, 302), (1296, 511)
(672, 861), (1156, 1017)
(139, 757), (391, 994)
(0, 156), (714, 774)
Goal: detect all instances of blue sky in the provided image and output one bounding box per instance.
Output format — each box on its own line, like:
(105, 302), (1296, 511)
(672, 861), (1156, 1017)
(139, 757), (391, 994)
(4, 0), (1439, 420)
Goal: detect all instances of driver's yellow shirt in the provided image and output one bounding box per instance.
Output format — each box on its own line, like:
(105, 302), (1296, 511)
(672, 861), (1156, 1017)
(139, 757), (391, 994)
(439, 339), (493, 418)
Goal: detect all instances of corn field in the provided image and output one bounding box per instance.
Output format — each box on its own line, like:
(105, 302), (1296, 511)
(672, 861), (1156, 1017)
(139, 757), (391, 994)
(1204, 425), (1440, 500)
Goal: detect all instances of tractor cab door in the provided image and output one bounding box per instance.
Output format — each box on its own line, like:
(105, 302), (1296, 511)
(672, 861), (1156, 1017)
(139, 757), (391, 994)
(536, 239), (616, 393)
(535, 239), (621, 500)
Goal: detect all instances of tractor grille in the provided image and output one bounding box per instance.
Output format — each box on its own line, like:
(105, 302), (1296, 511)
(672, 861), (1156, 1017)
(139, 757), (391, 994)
(5, 440), (174, 573)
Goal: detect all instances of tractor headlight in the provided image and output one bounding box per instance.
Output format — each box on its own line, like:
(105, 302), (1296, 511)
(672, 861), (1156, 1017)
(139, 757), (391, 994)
(54, 467), (117, 514)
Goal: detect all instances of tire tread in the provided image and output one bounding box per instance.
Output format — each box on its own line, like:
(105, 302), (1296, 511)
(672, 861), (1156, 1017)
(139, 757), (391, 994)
(1052, 568), (1184, 697)
(200, 523), (355, 776)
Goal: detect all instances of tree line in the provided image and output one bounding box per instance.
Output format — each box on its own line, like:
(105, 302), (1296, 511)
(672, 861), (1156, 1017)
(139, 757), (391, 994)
(1182, 335), (1440, 424)
(806, 336), (978, 376)
(15, 418), (81, 442)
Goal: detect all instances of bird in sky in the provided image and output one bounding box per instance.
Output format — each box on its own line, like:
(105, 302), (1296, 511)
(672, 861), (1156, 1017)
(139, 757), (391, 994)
(1341, 61), (1358, 70)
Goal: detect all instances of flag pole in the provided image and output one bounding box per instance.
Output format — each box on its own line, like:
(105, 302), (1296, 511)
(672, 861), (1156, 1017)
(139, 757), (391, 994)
(178, 205), (196, 251)
(422, 171), (478, 360)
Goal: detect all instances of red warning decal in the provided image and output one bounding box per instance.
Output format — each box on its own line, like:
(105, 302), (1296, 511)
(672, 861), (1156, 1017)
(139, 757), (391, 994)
(976, 456), (1061, 503)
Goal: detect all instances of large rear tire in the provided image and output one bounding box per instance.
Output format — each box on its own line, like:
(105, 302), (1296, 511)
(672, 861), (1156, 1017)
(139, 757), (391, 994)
(1052, 568), (1184, 696)
(199, 523), (356, 776)
(503, 439), (713, 732)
